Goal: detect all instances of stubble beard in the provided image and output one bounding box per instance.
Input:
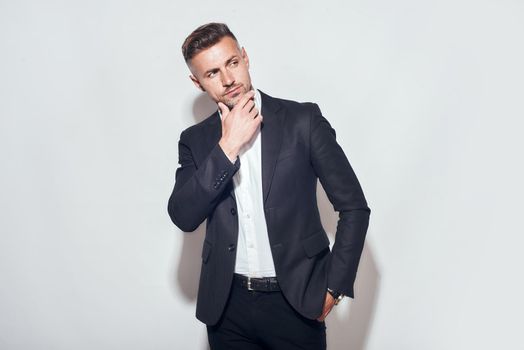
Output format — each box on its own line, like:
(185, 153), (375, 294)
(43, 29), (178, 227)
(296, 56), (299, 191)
(223, 84), (252, 109)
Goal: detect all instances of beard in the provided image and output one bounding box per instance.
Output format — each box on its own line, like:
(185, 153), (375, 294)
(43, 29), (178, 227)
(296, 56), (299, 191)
(222, 84), (252, 109)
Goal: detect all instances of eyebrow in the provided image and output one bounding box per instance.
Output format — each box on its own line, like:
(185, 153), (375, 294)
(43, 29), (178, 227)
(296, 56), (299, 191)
(225, 55), (239, 66)
(204, 55), (239, 76)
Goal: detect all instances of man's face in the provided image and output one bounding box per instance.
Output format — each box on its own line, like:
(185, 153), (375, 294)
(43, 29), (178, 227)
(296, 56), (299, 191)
(188, 36), (252, 109)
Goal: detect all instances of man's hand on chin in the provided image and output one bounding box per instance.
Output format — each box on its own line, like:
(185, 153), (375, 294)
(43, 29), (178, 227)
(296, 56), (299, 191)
(218, 89), (262, 162)
(316, 292), (336, 322)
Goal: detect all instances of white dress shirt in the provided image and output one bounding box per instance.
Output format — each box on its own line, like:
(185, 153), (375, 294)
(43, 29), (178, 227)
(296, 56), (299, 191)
(219, 88), (277, 277)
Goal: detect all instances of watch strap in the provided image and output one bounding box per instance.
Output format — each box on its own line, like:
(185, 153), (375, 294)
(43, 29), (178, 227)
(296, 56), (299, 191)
(327, 288), (345, 305)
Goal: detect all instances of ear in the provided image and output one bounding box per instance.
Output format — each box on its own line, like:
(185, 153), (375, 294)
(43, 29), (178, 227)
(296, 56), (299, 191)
(241, 47), (250, 69)
(189, 74), (205, 92)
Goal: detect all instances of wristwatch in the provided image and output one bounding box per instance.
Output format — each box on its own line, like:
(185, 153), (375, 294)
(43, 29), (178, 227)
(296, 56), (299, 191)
(327, 288), (345, 305)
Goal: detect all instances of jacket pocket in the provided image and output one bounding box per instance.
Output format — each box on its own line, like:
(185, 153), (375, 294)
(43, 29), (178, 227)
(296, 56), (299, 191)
(302, 230), (330, 258)
(201, 240), (212, 264)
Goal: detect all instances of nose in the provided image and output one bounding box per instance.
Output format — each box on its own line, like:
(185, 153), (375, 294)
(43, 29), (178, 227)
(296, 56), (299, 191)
(221, 69), (234, 87)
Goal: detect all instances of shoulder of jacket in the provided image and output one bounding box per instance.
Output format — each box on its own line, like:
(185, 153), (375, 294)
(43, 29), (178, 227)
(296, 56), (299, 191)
(262, 93), (321, 118)
(179, 111), (218, 140)
(268, 94), (319, 111)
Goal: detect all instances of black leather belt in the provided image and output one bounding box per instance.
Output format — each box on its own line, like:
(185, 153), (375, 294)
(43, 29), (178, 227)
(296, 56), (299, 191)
(233, 273), (280, 292)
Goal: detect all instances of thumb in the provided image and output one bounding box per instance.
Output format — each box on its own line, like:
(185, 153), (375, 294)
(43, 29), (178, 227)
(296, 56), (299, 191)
(217, 102), (230, 117)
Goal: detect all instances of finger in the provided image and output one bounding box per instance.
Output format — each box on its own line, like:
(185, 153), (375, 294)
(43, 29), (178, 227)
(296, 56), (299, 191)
(243, 99), (255, 113)
(218, 102), (230, 116)
(236, 89), (255, 110)
(248, 107), (259, 119)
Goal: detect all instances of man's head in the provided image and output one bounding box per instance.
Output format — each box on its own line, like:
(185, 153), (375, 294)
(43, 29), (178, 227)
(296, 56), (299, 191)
(182, 23), (253, 109)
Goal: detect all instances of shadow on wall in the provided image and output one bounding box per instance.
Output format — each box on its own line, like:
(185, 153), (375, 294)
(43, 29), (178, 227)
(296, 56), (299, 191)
(192, 92), (218, 125)
(172, 92), (217, 302)
(171, 93), (381, 350)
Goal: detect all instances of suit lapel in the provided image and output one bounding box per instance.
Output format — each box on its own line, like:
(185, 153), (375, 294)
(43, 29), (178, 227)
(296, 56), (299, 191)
(260, 90), (285, 204)
(203, 90), (285, 204)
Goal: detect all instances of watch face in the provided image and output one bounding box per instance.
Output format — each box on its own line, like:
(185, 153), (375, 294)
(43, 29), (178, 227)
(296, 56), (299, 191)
(328, 288), (344, 301)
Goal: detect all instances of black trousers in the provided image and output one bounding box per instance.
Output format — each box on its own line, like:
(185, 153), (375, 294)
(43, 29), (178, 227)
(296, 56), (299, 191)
(206, 277), (327, 350)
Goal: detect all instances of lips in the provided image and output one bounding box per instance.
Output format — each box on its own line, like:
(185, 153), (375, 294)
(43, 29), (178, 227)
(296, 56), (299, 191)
(225, 85), (242, 96)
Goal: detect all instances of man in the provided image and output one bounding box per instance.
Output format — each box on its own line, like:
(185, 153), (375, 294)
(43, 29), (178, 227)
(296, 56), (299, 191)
(168, 23), (370, 349)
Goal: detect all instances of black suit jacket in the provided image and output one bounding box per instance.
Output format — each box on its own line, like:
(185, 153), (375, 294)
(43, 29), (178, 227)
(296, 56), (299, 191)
(168, 90), (370, 325)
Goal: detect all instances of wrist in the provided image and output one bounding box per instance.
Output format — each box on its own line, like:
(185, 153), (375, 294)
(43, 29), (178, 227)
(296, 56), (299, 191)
(218, 138), (239, 163)
(327, 288), (345, 305)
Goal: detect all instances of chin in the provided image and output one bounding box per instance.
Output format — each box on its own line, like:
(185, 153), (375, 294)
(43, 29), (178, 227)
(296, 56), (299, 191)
(225, 101), (236, 109)
(224, 95), (242, 109)
(222, 87), (250, 109)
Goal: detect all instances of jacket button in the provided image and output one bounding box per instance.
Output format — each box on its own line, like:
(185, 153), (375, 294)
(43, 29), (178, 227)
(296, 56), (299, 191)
(228, 244), (236, 251)
(230, 208), (236, 215)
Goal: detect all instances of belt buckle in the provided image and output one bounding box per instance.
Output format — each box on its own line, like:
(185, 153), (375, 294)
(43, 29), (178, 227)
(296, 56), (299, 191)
(247, 276), (253, 291)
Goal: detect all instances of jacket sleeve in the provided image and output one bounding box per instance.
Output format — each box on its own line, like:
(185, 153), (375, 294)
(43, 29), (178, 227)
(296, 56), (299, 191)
(167, 129), (240, 232)
(309, 103), (371, 298)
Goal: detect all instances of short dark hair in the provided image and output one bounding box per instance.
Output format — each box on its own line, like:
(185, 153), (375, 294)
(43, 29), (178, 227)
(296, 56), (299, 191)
(182, 22), (238, 62)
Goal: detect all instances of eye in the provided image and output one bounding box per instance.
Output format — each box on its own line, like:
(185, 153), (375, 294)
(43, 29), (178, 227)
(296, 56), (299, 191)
(207, 71), (217, 78)
(229, 60), (238, 67)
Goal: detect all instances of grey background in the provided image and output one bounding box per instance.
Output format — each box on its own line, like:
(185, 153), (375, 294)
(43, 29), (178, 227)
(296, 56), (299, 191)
(1, 0), (523, 349)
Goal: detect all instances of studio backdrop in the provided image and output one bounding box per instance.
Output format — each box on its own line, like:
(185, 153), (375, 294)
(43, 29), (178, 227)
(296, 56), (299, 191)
(1, 0), (523, 349)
